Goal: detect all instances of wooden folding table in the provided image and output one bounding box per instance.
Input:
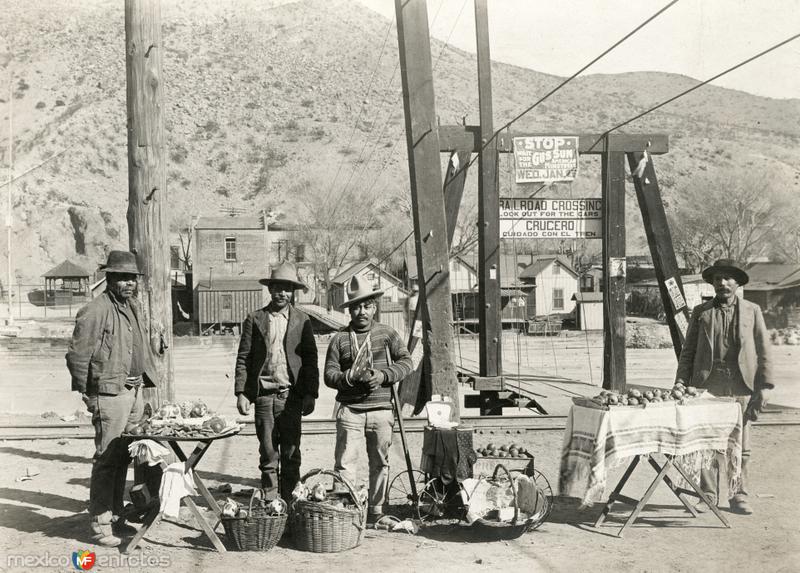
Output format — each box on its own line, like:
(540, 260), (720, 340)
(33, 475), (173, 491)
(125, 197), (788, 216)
(122, 429), (240, 553)
(559, 398), (742, 537)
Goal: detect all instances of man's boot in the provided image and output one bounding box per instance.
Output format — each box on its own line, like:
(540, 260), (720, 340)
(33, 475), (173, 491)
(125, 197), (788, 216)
(90, 520), (122, 547)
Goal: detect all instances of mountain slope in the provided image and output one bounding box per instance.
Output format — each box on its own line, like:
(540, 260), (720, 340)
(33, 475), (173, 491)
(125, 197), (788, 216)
(1, 0), (798, 282)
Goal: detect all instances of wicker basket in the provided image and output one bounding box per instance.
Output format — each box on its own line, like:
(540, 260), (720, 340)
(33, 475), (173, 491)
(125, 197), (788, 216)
(469, 464), (537, 541)
(222, 490), (288, 551)
(290, 469), (366, 553)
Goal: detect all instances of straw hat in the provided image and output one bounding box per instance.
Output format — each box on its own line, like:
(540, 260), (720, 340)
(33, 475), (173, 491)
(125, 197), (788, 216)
(701, 258), (749, 286)
(340, 275), (383, 309)
(100, 251), (142, 275)
(258, 261), (307, 290)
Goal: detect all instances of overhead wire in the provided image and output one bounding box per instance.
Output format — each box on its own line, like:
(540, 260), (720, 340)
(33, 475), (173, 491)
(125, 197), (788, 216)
(323, 13), (397, 200)
(445, 0), (681, 184)
(588, 31), (800, 147)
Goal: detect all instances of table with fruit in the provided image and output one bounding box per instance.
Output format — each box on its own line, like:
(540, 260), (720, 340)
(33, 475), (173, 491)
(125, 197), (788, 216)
(124, 400), (242, 440)
(560, 383), (743, 505)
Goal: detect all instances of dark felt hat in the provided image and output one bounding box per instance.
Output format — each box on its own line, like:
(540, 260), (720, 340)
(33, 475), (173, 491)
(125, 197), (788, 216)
(701, 258), (749, 286)
(100, 250), (143, 275)
(340, 275), (383, 309)
(259, 261), (306, 290)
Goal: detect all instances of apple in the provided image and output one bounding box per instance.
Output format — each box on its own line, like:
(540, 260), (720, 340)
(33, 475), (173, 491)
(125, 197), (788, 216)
(672, 389), (684, 399)
(608, 395), (619, 405)
(628, 397), (640, 406)
(643, 390), (654, 400)
(686, 386), (698, 396)
(499, 444), (508, 452)
(629, 389), (642, 399)
(641, 397), (651, 405)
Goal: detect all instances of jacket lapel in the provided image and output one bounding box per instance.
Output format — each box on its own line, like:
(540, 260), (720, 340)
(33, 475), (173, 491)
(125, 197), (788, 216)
(253, 308), (270, 346)
(700, 300), (714, 345)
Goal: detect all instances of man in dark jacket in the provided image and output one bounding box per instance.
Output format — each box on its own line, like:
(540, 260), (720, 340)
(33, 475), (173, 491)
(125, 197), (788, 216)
(235, 261), (318, 500)
(676, 259), (773, 515)
(324, 276), (413, 526)
(66, 251), (160, 547)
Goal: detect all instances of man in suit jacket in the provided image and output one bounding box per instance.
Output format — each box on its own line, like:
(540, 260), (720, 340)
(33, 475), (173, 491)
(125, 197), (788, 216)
(235, 261), (318, 500)
(676, 259), (772, 515)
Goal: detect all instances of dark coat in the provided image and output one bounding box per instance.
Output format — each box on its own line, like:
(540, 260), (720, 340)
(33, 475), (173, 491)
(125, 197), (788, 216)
(234, 305), (319, 402)
(676, 297), (773, 392)
(65, 292), (160, 395)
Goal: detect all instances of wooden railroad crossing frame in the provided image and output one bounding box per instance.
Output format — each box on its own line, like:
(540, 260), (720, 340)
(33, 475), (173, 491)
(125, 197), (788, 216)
(395, 0), (690, 415)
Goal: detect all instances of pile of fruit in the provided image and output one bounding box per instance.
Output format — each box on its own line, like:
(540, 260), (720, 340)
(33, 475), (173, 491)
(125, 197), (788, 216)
(222, 495), (287, 519)
(591, 382), (702, 407)
(125, 400), (237, 437)
(475, 443), (531, 458)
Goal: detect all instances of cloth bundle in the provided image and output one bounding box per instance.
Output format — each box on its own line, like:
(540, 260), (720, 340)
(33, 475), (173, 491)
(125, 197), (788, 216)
(159, 462), (198, 519)
(128, 439), (171, 466)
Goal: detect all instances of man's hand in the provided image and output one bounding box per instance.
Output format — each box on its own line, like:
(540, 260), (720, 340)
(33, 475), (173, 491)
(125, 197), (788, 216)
(745, 388), (771, 422)
(236, 393), (251, 416)
(301, 395), (316, 416)
(363, 369), (385, 392)
(81, 393), (98, 414)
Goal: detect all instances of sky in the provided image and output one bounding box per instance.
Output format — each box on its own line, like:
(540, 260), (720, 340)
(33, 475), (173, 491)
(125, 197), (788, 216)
(356, 0), (800, 100)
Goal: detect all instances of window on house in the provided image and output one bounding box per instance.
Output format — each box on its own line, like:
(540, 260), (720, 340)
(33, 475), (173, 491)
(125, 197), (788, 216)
(580, 275), (594, 292)
(553, 288), (564, 310)
(296, 244), (305, 263)
(221, 294), (232, 310)
(224, 237), (237, 261)
(382, 295), (392, 304)
(552, 263), (561, 275)
(170, 246), (181, 270)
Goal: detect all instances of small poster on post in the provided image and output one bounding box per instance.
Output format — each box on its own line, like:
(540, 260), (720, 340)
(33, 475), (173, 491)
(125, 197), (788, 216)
(513, 136), (579, 183)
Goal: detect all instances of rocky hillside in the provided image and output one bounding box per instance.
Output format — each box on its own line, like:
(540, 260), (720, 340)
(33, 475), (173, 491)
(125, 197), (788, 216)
(1, 0), (799, 282)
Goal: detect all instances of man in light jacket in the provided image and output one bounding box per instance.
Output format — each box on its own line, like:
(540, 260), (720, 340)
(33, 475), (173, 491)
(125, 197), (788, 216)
(66, 251), (160, 547)
(675, 258), (772, 515)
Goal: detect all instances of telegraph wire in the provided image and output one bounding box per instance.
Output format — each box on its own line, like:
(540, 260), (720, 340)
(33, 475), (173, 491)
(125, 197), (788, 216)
(323, 12), (397, 200)
(590, 31), (800, 147)
(446, 0), (681, 184)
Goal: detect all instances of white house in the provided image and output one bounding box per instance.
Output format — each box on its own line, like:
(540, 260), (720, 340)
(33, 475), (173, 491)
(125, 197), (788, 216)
(518, 255), (579, 317)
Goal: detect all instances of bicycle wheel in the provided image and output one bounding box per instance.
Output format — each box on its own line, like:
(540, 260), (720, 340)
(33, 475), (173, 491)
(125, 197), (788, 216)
(386, 469), (428, 520)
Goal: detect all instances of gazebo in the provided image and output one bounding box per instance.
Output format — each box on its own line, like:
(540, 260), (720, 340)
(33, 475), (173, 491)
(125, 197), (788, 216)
(28, 260), (91, 307)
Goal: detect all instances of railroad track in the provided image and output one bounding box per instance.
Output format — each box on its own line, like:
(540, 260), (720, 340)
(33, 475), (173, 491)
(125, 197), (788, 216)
(1, 411), (798, 440)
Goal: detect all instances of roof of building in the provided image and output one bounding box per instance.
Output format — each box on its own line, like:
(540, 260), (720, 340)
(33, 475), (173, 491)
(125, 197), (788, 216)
(331, 260), (404, 287)
(519, 254), (578, 279)
(194, 216), (265, 230)
(745, 263), (800, 287)
(43, 260), (91, 278)
(196, 277), (263, 291)
(572, 292), (604, 302)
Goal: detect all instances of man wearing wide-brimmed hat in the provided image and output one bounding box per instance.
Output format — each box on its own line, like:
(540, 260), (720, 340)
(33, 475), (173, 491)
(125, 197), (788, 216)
(66, 250), (161, 546)
(324, 275), (413, 527)
(234, 261), (318, 501)
(676, 258), (773, 515)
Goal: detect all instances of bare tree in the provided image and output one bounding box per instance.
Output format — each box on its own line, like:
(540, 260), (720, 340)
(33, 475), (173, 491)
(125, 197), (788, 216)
(667, 167), (795, 271)
(294, 179), (383, 310)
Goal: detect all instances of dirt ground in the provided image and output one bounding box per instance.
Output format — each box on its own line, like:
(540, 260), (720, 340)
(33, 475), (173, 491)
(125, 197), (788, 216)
(1, 328), (799, 572)
(0, 423), (799, 572)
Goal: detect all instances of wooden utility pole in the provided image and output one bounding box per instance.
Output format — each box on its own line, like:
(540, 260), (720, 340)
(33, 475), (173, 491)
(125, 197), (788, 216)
(628, 152), (689, 356)
(395, 0), (460, 419)
(474, 0), (503, 415)
(601, 149), (626, 391)
(125, 0), (173, 404)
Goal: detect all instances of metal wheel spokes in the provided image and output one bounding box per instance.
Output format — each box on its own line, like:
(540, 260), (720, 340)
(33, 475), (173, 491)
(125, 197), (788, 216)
(417, 478), (451, 522)
(386, 469), (427, 520)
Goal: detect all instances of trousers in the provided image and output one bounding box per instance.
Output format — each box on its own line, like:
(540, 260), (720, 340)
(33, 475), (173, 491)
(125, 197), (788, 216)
(699, 366), (752, 501)
(334, 406), (394, 516)
(254, 393), (302, 500)
(89, 386), (144, 523)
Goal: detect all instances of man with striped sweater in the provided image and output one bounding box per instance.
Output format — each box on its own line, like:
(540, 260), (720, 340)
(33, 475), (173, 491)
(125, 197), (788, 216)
(324, 276), (413, 526)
